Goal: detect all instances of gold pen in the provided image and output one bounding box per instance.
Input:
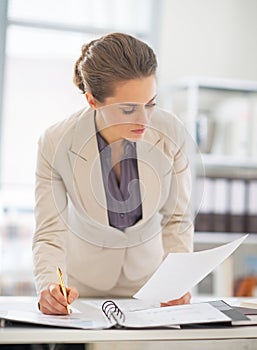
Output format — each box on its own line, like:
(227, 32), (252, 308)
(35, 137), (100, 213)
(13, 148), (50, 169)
(57, 266), (71, 315)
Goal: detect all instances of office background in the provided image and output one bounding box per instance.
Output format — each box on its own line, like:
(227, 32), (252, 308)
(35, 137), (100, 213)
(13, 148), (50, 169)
(0, 0), (257, 296)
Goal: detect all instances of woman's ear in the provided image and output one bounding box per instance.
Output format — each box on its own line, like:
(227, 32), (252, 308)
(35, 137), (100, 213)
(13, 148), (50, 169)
(85, 92), (98, 109)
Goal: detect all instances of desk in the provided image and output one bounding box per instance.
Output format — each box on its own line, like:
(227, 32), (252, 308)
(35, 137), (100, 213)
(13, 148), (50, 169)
(0, 297), (257, 350)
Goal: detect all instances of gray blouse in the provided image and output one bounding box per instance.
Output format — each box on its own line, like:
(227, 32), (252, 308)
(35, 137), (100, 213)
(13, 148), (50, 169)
(96, 131), (142, 230)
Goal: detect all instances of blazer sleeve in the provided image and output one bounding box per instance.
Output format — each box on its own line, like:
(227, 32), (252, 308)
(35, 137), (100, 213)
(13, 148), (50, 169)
(32, 131), (69, 295)
(160, 127), (194, 256)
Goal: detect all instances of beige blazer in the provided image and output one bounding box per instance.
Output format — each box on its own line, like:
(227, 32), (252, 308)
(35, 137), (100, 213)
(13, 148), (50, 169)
(33, 107), (193, 296)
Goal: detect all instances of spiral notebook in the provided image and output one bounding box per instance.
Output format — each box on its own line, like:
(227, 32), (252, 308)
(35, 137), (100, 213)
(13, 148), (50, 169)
(100, 300), (252, 328)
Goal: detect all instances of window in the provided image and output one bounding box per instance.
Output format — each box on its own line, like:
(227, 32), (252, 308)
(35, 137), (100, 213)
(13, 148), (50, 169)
(0, 0), (158, 295)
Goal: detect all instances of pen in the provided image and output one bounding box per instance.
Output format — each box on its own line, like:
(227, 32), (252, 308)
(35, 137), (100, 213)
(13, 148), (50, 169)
(57, 266), (71, 315)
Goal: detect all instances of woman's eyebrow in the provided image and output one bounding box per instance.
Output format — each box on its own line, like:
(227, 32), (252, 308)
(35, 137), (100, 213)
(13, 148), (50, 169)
(119, 95), (157, 107)
(146, 94), (157, 104)
(119, 103), (137, 107)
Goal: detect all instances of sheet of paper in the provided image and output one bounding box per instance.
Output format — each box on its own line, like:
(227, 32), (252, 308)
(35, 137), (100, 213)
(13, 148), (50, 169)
(134, 235), (248, 302)
(0, 298), (112, 329)
(0, 310), (112, 329)
(2, 309), (115, 329)
(123, 302), (231, 328)
(83, 298), (159, 312)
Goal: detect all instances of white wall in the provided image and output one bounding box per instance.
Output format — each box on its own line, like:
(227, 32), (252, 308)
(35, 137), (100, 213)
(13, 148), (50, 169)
(157, 0), (257, 89)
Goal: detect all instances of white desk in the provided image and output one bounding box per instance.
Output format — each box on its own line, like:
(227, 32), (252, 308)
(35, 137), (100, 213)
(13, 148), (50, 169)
(0, 297), (257, 350)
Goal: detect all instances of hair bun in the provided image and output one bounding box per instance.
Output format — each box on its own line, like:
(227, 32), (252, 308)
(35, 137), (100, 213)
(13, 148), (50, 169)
(73, 33), (157, 101)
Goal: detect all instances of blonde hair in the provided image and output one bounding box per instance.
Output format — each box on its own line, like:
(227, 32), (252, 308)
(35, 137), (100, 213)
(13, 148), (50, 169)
(73, 32), (157, 102)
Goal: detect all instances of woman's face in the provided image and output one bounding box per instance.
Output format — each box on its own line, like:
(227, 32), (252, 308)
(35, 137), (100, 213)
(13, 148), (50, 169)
(95, 75), (157, 142)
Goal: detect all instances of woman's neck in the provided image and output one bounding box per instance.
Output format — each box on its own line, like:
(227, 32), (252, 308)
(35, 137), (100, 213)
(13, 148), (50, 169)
(95, 112), (122, 145)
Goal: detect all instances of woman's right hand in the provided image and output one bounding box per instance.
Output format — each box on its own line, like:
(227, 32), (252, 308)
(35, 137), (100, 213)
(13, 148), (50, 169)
(38, 283), (79, 315)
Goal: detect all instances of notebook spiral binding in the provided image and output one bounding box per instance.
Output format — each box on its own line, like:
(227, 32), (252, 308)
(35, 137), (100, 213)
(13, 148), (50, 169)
(102, 300), (126, 325)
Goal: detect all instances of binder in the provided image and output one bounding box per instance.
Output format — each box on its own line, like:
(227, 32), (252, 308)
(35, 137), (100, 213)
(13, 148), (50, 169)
(213, 178), (229, 232)
(101, 299), (253, 328)
(246, 180), (257, 233)
(0, 299), (253, 329)
(229, 179), (246, 233)
(195, 177), (214, 232)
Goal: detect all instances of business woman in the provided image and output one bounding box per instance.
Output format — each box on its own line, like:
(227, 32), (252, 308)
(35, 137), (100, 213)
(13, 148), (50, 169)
(33, 32), (193, 315)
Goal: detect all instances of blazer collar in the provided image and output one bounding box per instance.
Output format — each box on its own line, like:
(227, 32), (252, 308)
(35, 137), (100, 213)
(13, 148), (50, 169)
(69, 107), (98, 162)
(69, 108), (161, 157)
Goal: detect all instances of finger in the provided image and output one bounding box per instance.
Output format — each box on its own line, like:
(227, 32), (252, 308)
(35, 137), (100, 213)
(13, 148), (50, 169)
(160, 298), (182, 307)
(160, 300), (179, 307)
(178, 292), (191, 304)
(160, 302), (170, 307)
(43, 284), (70, 314)
(183, 292), (192, 303)
(160, 292), (191, 307)
(67, 286), (79, 304)
(39, 297), (68, 315)
(46, 293), (69, 314)
(49, 283), (68, 307)
(39, 290), (69, 315)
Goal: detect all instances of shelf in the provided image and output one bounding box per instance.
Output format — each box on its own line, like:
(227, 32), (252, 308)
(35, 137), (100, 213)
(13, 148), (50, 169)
(194, 232), (257, 245)
(170, 77), (257, 93)
(196, 154), (257, 179)
(200, 154), (257, 168)
(169, 78), (257, 297)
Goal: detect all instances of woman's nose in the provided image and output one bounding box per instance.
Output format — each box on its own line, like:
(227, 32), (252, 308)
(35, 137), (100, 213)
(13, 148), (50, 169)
(135, 107), (149, 125)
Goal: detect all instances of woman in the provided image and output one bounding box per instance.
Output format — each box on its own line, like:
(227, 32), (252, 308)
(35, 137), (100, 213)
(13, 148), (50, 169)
(33, 32), (193, 315)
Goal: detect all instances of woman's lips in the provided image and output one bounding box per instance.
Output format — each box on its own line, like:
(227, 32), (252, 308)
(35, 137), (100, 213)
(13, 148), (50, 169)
(130, 128), (146, 135)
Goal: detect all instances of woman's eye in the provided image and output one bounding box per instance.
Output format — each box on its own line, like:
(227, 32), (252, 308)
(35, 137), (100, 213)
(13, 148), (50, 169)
(121, 107), (136, 115)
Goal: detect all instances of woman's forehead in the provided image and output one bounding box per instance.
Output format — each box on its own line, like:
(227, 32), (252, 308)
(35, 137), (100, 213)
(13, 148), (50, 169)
(107, 76), (157, 104)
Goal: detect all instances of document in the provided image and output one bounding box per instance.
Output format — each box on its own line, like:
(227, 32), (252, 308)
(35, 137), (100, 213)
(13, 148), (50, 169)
(0, 299), (111, 330)
(134, 235), (248, 302)
(101, 301), (231, 328)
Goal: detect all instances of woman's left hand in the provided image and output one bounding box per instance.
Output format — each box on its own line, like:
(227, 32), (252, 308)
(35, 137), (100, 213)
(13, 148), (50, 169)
(160, 292), (191, 307)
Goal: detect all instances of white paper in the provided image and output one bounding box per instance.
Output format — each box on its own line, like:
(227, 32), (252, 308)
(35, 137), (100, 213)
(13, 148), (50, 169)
(123, 302), (230, 328)
(0, 298), (112, 329)
(134, 235), (248, 302)
(83, 298), (158, 312)
(1, 310), (112, 329)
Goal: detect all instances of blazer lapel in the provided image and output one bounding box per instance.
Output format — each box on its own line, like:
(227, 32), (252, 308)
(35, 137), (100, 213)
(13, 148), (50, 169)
(137, 127), (171, 222)
(68, 109), (109, 226)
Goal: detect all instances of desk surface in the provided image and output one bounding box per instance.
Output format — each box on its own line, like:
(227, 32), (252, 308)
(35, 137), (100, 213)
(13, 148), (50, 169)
(0, 297), (257, 345)
(1, 325), (257, 344)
